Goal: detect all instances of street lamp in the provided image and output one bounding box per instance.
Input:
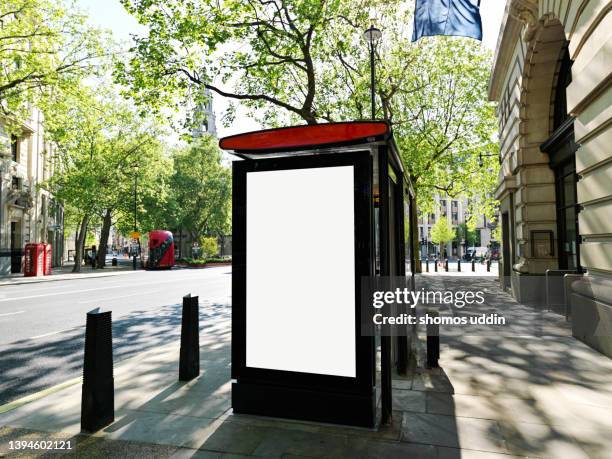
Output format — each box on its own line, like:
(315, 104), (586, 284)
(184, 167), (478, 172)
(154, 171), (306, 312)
(478, 152), (497, 168)
(132, 163), (139, 270)
(363, 23), (382, 120)
(133, 164), (139, 234)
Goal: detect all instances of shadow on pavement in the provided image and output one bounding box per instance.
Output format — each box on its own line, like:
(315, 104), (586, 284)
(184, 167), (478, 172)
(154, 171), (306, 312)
(0, 302), (230, 406)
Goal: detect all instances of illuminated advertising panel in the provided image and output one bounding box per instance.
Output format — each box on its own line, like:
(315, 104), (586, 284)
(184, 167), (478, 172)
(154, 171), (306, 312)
(245, 166), (356, 377)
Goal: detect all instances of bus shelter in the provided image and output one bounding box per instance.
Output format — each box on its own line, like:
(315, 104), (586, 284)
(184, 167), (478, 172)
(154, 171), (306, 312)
(220, 121), (415, 428)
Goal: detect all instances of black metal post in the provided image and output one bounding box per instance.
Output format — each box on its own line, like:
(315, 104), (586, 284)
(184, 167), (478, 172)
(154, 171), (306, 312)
(426, 257), (429, 272)
(426, 310), (440, 368)
(472, 258), (476, 272)
(370, 39), (376, 119)
(179, 294), (200, 381)
(133, 171), (137, 233)
(132, 166), (138, 270)
(81, 308), (114, 432)
(487, 258), (491, 272)
(434, 258), (438, 272)
(445, 259), (449, 272)
(457, 259), (461, 272)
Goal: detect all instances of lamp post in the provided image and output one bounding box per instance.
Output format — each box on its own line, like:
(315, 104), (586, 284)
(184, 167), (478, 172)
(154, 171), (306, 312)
(478, 152), (497, 168)
(132, 164), (139, 270)
(363, 24), (382, 120)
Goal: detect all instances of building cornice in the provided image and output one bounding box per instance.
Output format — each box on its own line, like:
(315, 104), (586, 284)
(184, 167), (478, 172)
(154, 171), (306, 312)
(488, 0), (539, 102)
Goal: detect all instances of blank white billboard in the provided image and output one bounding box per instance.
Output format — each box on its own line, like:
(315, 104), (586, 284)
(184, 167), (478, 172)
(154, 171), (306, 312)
(246, 166), (356, 378)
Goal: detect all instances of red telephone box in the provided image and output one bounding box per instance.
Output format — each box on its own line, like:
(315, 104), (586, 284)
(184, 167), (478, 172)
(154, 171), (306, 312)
(43, 243), (52, 275)
(24, 243), (45, 277)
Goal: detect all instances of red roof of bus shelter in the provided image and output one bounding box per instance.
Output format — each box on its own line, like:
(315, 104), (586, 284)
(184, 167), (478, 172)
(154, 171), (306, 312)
(219, 121), (390, 153)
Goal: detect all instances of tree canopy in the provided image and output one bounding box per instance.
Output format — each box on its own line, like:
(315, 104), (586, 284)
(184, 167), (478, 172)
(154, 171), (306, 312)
(42, 83), (169, 269)
(0, 0), (106, 134)
(166, 135), (231, 242)
(430, 217), (455, 257)
(115, 0), (498, 212)
(114, 0), (377, 126)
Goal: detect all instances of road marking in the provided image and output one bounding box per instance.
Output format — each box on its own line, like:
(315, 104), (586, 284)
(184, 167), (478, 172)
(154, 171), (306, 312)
(0, 275), (228, 303)
(0, 310), (25, 317)
(28, 330), (65, 340)
(0, 286), (123, 303)
(0, 377), (82, 415)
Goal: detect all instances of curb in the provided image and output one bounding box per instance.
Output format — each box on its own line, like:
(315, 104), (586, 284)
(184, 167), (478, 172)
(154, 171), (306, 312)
(0, 378), (82, 415)
(0, 269), (140, 287)
(0, 343), (179, 415)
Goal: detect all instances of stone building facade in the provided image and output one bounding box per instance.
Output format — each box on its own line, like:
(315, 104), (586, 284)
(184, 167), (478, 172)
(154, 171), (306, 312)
(489, 0), (611, 356)
(418, 195), (497, 259)
(0, 108), (64, 275)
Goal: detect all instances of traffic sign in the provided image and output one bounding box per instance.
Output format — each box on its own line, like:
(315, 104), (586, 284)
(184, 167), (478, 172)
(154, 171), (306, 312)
(130, 231), (140, 239)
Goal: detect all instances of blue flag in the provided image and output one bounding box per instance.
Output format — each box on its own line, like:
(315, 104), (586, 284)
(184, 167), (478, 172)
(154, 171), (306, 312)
(412, 0), (483, 42)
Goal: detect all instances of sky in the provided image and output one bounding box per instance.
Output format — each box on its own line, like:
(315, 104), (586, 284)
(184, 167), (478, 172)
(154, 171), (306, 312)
(75, 0), (507, 139)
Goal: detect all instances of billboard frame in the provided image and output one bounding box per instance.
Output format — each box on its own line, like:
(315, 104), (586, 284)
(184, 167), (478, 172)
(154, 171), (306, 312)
(232, 150), (375, 427)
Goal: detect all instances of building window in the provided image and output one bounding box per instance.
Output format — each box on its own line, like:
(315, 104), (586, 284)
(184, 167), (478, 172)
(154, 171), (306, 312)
(12, 176), (21, 190)
(10, 135), (18, 162)
(440, 200), (447, 217)
(553, 48), (572, 130)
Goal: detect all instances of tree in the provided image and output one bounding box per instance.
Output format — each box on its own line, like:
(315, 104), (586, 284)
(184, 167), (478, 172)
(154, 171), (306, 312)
(457, 222), (478, 248)
(199, 236), (218, 259)
(167, 135), (231, 244)
(0, 0), (105, 134)
(42, 84), (169, 270)
(114, 0), (378, 127)
(491, 224), (501, 244)
(115, 0), (499, 273)
(326, 31), (499, 270)
(430, 217), (454, 259)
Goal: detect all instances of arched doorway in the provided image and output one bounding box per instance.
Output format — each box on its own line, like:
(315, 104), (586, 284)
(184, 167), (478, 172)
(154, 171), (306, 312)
(540, 47), (581, 271)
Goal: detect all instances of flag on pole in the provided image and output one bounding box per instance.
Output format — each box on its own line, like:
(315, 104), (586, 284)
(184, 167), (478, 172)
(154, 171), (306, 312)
(412, 0), (483, 42)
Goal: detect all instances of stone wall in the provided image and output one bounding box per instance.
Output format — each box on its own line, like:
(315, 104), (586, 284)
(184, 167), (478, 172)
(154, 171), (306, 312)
(489, 0), (612, 355)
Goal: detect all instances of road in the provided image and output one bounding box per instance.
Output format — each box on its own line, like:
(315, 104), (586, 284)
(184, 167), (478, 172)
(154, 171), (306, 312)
(0, 266), (231, 405)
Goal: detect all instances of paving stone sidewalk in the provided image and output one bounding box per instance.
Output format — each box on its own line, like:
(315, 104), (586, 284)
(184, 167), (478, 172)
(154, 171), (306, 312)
(1, 277), (611, 458)
(0, 260), (138, 286)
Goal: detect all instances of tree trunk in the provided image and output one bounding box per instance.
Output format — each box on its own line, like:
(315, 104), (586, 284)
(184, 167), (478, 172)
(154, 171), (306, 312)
(72, 214), (89, 273)
(96, 209), (112, 268)
(409, 185), (422, 273)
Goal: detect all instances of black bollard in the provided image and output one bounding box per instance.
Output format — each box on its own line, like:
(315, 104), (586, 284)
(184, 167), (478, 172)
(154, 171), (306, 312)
(457, 259), (461, 272)
(426, 310), (440, 368)
(472, 259), (475, 272)
(81, 308), (114, 432)
(426, 258), (429, 272)
(487, 258), (491, 272)
(132, 255), (137, 270)
(434, 258), (438, 272)
(179, 294), (200, 381)
(112, 257), (117, 266)
(445, 259), (449, 272)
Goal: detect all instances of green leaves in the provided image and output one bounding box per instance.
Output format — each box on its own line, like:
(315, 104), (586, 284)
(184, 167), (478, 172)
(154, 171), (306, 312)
(167, 135), (231, 240)
(0, 0), (107, 132)
(430, 217), (455, 245)
(113, 0), (500, 242)
(114, 0), (372, 127)
(41, 82), (169, 237)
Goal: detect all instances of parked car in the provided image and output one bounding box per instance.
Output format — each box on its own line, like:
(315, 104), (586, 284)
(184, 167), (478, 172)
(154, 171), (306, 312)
(465, 247), (488, 261)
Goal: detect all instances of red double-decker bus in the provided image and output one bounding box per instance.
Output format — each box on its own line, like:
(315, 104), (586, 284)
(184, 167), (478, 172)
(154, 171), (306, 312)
(141, 230), (175, 269)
